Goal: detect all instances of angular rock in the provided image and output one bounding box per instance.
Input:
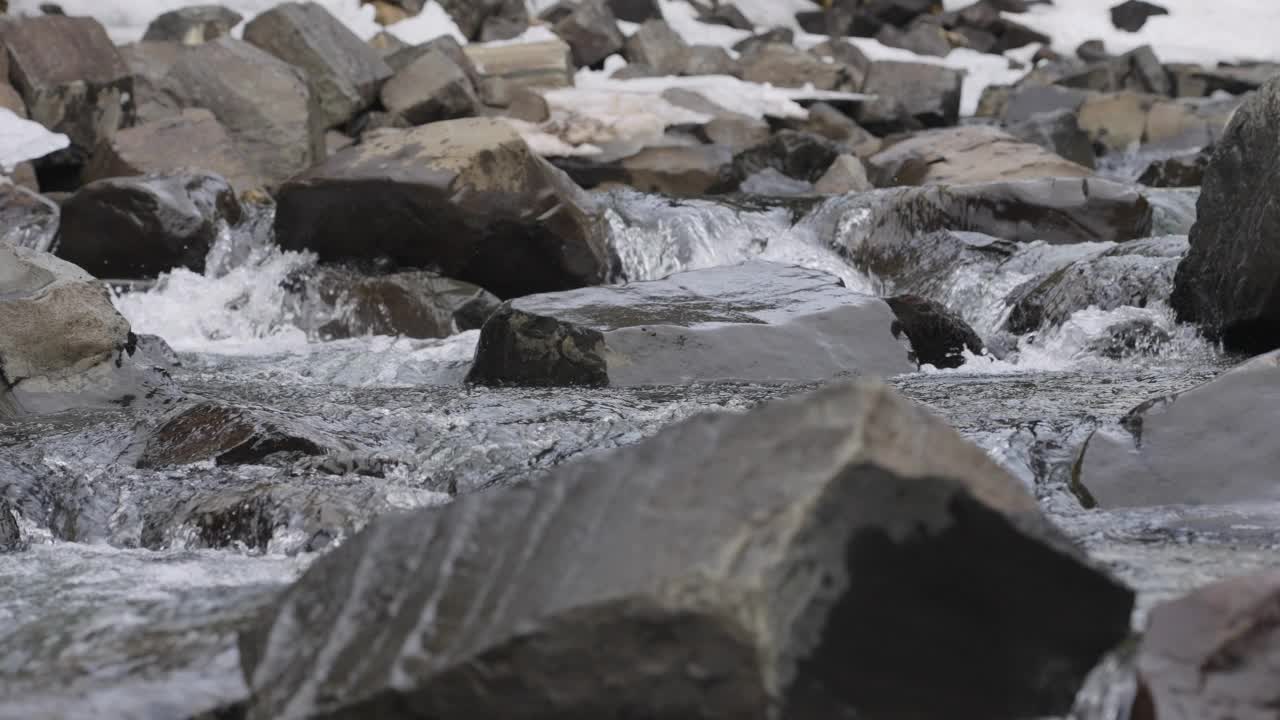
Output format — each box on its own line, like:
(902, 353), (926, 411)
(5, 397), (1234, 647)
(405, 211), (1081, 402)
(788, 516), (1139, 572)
(547, 0), (625, 69)
(55, 172), (242, 279)
(859, 61), (964, 130)
(785, 103), (881, 156)
(887, 294), (985, 368)
(622, 19), (688, 75)
(435, 0), (528, 41)
(142, 5), (243, 44)
(867, 126), (1091, 187)
(463, 40), (574, 107)
(0, 499), (22, 553)
(815, 154), (873, 194)
(730, 130), (844, 188)
(739, 43), (856, 91)
(467, 261), (914, 386)
(703, 113), (771, 150)
(379, 48), (479, 125)
(132, 334), (182, 369)
(732, 26), (794, 54)
(1138, 148), (1210, 187)
(275, 119), (613, 299)
(118, 41), (185, 125)
(1004, 235), (1186, 334)
(1077, 39), (1111, 63)
(368, 30), (409, 55)
(244, 2), (393, 129)
(0, 15), (133, 153)
(1059, 46), (1170, 96)
(1003, 84), (1090, 124)
(551, 145), (733, 196)
(1135, 570), (1280, 720)
(1143, 95), (1241, 150)
(240, 379), (1133, 720)
(165, 38), (324, 186)
(1006, 108), (1097, 169)
(698, 2), (752, 29)
(1111, 0), (1169, 33)
(136, 401), (345, 468)
(876, 18), (951, 57)
(810, 39), (873, 81)
(1074, 350), (1280, 507)
(1077, 91), (1160, 153)
(608, 0), (662, 23)
(0, 182), (59, 250)
(675, 45), (739, 77)
(739, 168), (815, 196)
(1171, 78), (1280, 352)
(82, 109), (264, 194)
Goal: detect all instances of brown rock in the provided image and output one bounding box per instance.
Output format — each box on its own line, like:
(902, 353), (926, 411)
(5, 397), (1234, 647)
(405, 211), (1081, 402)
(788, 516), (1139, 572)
(815, 154), (873, 194)
(1077, 91), (1159, 152)
(739, 43), (855, 91)
(867, 126), (1091, 187)
(463, 39), (574, 107)
(137, 401), (344, 468)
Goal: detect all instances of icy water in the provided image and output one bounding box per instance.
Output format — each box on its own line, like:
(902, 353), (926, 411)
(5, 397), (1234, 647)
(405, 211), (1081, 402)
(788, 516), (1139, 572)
(2, 189), (1278, 719)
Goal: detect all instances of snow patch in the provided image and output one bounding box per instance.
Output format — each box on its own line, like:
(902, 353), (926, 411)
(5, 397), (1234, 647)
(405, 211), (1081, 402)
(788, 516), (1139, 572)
(0, 108), (69, 173)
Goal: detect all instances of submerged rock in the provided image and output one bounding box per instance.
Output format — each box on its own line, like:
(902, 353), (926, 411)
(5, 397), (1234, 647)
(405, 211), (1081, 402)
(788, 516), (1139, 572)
(467, 261), (914, 386)
(0, 182), (59, 250)
(275, 119), (614, 299)
(136, 401), (348, 469)
(886, 295), (985, 368)
(1074, 350), (1280, 507)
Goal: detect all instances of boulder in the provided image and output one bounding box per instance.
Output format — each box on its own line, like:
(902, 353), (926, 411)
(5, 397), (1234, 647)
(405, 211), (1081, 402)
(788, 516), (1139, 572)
(435, 0), (528, 41)
(0, 15), (133, 153)
(118, 41), (185, 125)
(622, 19), (688, 75)
(1137, 148), (1210, 187)
(607, 0), (661, 23)
(1143, 95), (1241, 150)
(739, 43), (856, 92)
(859, 61), (964, 130)
(240, 379), (1134, 720)
(1074, 350), (1280, 507)
(244, 2), (393, 129)
(379, 48), (480, 125)
(876, 18), (952, 57)
(551, 145), (733, 196)
(142, 5), (243, 44)
(703, 114), (771, 151)
(1077, 91), (1160, 153)
(815, 154), (873, 194)
(54, 172), (242, 279)
(546, 0), (624, 69)
(1111, 0), (1169, 33)
(463, 40), (574, 107)
(0, 244), (135, 417)
(274, 119), (613, 299)
(0, 182), (59, 250)
(1135, 570), (1280, 720)
(1003, 235), (1186, 334)
(386, 36), (480, 87)
(729, 130), (844, 188)
(866, 126), (1092, 187)
(165, 38), (324, 186)
(82, 109), (264, 194)
(467, 261), (914, 386)
(1003, 84), (1090, 125)
(1059, 46), (1170, 96)
(675, 45), (739, 77)
(738, 168), (815, 196)
(1005, 108), (1097, 169)
(136, 401), (346, 468)
(886, 294), (985, 368)
(784, 103), (881, 156)
(0, 499), (22, 553)
(1171, 78), (1280, 352)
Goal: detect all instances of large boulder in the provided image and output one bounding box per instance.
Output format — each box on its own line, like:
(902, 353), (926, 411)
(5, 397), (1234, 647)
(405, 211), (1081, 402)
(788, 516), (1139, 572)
(545, 0), (625, 69)
(379, 47), (480, 125)
(859, 61), (964, 130)
(165, 38), (325, 186)
(866, 125), (1092, 187)
(467, 261), (915, 386)
(1134, 570), (1280, 720)
(142, 5), (243, 44)
(1171, 78), (1280, 353)
(0, 15), (133, 153)
(462, 40), (574, 107)
(274, 119), (613, 299)
(239, 380), (1134, 720)
(82, 108), (264, 194)
(1075, 350), (1280, 507)
(118, 41), (186, 125)
(54, 172), (241, 279)
(0, 244), (135, 417)
(243, 2), (393, 129)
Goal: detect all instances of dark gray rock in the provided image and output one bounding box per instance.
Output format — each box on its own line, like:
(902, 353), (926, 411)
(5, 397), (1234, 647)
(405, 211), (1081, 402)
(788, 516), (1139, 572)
(142, 4), (242, 44)
(1059, 45), (1170, 96)
(876, 17), (952, 57)
(379, 47), (479, 125)
(1171, 77), (1280, 352)
(165, 38), (325, 186)
(607, 0), (661, 23)
(239, 379), (1133, 720)
(136, 401), (347, 468)
(0, 499), (23, 553)
(731, 26), (794, 54)
(1003, 85), (1090, 124)
(131, 334), (182, 369)
(1074, 350), (1280, 507)
(1137, 147), (1210, 187)
(887, 294), (985, 368)
(729, 130), (844, 188)
(1006, 108), (1097, 169)
(859, 61), (964, 130)
(1135, 570), (1280, 720)
(1083, 315), (1172, 359)
(468, 261), (914, 386)
(244, 2), (393, 129)
(700, 2), (753, 29)
(784, 102), (881, 156)
(1004, 235), (1187, 334)
(547, 0), (624, 68)
(622, 19), (688, 75)
(552, 145), (734, 196)
(436, 0), (529, 41)
(1110, 0), (1169, 33)
(275, 119), (613, 299)
(55, 172), (241, 279)
(0, 182), (59, 250)
(810, 39), (873, 81)
(1077, 39), (1111, 63)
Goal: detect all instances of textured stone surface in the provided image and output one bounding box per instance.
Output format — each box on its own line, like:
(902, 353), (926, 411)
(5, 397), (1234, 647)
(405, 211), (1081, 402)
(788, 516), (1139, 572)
(814, 154), (873, 194)
(463, 40), (573, 106)
(0, 182), (59, 250)
(887, 294), (985, 369)
(379, 48), (479, 125)
(867, 125), (1091, 187)
(547, 0), (625, 69)
(137, 401), (346, 468)
(859, 60), (964, 130)
(142, 5), (243, 44)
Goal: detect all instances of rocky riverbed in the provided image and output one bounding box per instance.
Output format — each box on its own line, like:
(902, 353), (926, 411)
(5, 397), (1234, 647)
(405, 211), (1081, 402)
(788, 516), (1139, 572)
(3, 1), (1280, 719)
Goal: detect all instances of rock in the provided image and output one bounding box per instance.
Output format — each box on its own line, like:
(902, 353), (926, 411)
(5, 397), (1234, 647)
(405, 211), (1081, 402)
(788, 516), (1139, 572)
(1006, 108), (1097, 169)
(876, 18), (951, 57)
(463, 40), (574, 107)
(435, 0), (528, 41)
(607, 0), (661, 23)
(240, 379), (1133, 720)
(54, 172), (242, 279)
(136, 401), (346, 468)
(284, 267), (500, 340)
(867, 126), (1092, 187)
(815, 154), (873, 194)
(0, 499), (22, 553)
(82, 109), (264, 195)
(1110, 0), (1169, 32)
(118, 41), (185, 125)
(859, 61), (964, 130)
(1074, 350), (1280, 507)
(731, 26), (794, 54)
(703, 113), (771, 150)
(379, 48), (479, 125)
(0, 244), (136, 417)
(1143, 95), (1241, 150)
(165, 38), (324, 186)
(700, 2), (753, 29)
(675, 45), (739, 77)
(1135, 570), (1280, 720)
(275, 119), (613, 299)
(622, 19), (688, 75)
(1003, 235), (1186, 334)
(244, 2), (393, 130)
(1137, 148), (1210, 187)
(1171, 78), (1280, 352)
(1083, 314), (1172, 359)
(0, 15), (133, 153)
(507, 87), (551, 123)
(1060, 45), (1170, 96)
(809, 39), (873, 81)
(785, 103), (881, 156)
(1170, 63), (1280, 97)
(387, 35), (481, 88)
(730, 130), (844, 188)
(1077, 91), (1160, 153)
(142, 5), (242, 44)
(368, 30), (408, 55)
(547, 0), (624, 69)
(887, 294), (985, 368)
(1077, 39), (1110, 63)
(552, 145), (733, 196)
(132, 334), (181, 369)
(468, 261), (914, 386)
(739, 168), (815, 196)
(1003, 84), (1090, 124)
(0, 182), (59, 250)
(739, 43), (856, 91)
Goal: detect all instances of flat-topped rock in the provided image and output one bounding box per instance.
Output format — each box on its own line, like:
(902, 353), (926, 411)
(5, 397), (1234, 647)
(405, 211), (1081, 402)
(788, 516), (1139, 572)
(867, 125), (1092, 186)
(467, 261), (915, 386)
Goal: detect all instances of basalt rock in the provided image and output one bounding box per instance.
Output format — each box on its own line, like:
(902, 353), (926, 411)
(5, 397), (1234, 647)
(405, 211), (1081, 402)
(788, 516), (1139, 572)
(142, 5), (243, 45)
(887, 294), (985, 368)
(0, 499), (23, 553)
(467, 261), (915, 386)
(239, 379), (1133, 720)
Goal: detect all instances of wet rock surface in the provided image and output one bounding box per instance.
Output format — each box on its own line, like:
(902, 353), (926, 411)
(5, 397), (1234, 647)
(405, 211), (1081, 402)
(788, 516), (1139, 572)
(887, 294), (985, 368)
(136, 400), (348, 469)
(0, 182), (59, 250)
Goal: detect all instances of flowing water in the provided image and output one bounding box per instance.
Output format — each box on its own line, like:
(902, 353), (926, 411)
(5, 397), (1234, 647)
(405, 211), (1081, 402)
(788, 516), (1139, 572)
(2, 185), (1278, 719)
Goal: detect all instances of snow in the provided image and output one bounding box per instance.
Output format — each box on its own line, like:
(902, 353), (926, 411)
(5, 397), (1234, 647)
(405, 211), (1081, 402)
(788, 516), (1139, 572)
(0, 108), (69, 173)
(372, 2), (464, 45)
